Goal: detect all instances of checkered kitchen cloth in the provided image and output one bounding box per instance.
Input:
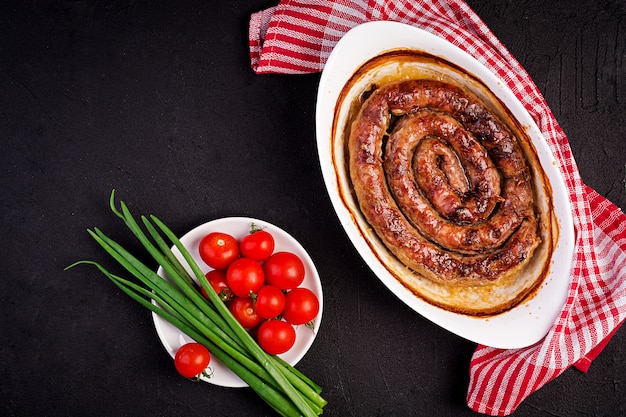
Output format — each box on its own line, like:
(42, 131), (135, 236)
(249, 1), (626, 415)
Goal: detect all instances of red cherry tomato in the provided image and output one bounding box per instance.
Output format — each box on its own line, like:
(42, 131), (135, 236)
(227, 257), (265, 297)
(198, 232), (239, 270)
(174, 343), (211, 378)
(282, 287), (319, 325)
(255, 285), (286, 319)
(240, 228), (275, 261)
(200, 269), (233, 302)
(263, 251), (305, 290)
(256, 320), (296, 355)
(228, 296), (262, 329)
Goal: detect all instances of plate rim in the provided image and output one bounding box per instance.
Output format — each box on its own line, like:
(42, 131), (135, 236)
(151, 216), (324, 387)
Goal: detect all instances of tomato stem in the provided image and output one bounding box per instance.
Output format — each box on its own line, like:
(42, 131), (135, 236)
(249, 222), (265, 234)
(218, 288), (233, 302)
(199, 367), (214, 380)
(305, 320), (316, 332)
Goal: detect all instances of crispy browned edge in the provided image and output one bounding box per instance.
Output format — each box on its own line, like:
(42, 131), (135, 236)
(330, 49), (557, 316)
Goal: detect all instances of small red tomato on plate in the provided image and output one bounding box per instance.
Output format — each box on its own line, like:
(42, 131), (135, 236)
(240, 227), (275, 261)
(200, 269), (233, 302)
(282, 287), (319, 325)
(255, 285), (286, 319)
(227, 257), (265, 297)
(256, 320), (296, 355)
(198, 232), (239, 270)
(263, 251), (305, 290)
(228, 296), (262, 329)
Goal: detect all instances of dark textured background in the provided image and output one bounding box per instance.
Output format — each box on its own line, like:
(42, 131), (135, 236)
(1, 1), (624, 416)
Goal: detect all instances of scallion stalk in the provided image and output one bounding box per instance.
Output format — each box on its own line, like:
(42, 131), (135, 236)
(66, 190), (326, 416)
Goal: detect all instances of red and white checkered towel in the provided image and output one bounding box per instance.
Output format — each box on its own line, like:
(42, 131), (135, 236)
(249, 1), (626, 415)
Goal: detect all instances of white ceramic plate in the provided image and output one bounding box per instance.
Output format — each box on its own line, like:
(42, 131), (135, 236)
(152, 217), (323, 387)
(315, 21), (575, 349)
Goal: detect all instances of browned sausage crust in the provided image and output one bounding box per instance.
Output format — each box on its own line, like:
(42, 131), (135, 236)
(348, 79), (541, 286)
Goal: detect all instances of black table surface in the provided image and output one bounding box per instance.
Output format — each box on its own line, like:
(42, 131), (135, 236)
(2, 1), (625, 416)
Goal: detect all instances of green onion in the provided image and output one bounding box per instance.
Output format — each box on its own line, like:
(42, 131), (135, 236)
(66, 190), (326, 416)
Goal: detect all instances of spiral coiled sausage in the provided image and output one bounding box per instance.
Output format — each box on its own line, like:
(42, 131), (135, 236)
(348, 79), (541, 286)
